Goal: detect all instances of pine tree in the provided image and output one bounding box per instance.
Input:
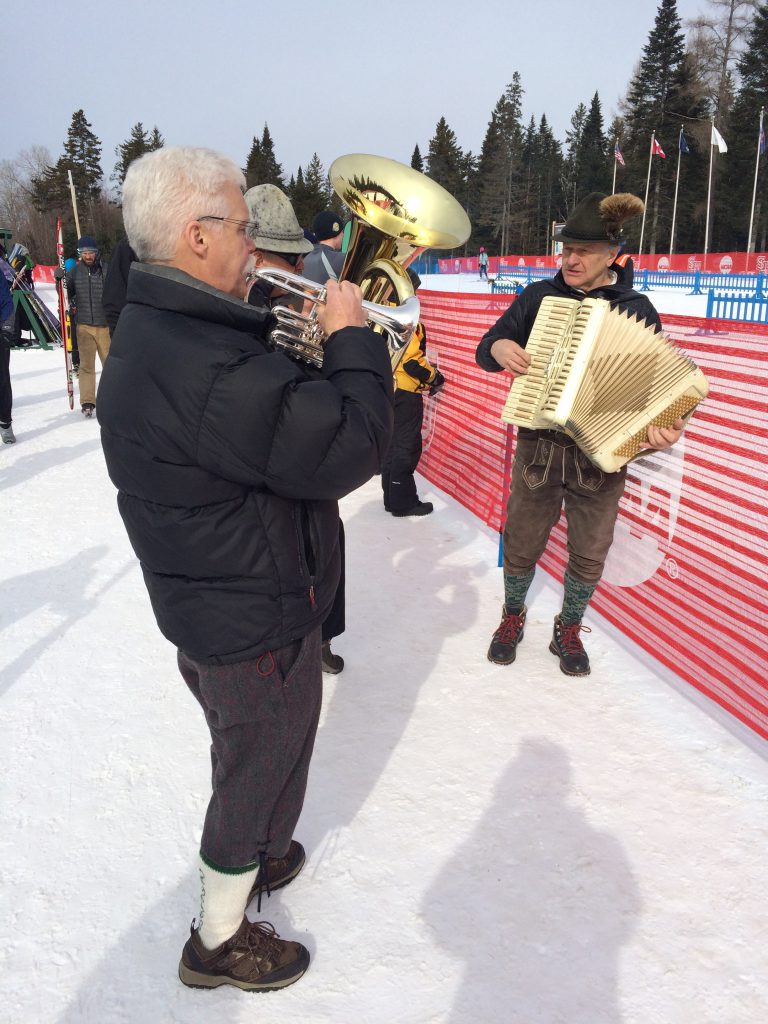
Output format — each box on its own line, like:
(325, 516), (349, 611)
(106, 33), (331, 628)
(147, 126), (165, 151)
(112, 122), (165, 192)
(620, 0), (709, 253)
(724, 2), (768, 250)
(495, 74), (527, 253)
(411, 144), (424, 172)
(475, 112), (508, 252)
(426, 116), (464, 196)
(303, 153), (332, 219)
(245, 124), (285, 190)
(563, 102), (587, 211)
(289, 166), (310, 226)
(31, 109), (103, 214)
(579, 93), (611, 196)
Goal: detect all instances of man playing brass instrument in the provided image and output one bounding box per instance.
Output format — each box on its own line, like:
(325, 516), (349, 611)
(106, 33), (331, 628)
(97, 146), (393, 991)
(475, 192), (684, 677)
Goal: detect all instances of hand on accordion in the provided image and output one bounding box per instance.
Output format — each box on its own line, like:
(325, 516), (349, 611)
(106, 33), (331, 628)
(642, 418), (686, 451)
(490, 337), (531, 376)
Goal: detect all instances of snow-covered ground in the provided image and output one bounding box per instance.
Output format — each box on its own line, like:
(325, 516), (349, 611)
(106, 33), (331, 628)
(2, 286), (767, 1024)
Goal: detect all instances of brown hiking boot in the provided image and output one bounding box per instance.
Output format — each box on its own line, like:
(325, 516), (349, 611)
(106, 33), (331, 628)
(487, 605), (527, 664)
(178, 916), (309, 991)
(549, 615), (592, 676)
(248, 840), (306, 911)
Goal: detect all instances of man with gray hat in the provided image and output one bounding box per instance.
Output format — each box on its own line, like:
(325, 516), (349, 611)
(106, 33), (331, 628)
(243, 184), (313, 308)
(302, 210), (346, 285)
(475, 192), (684, 677)
(244, 185), (348, 675)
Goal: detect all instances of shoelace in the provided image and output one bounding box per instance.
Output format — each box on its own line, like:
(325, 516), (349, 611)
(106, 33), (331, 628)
(557, 621), (591, 654)
(496, 611), (525, 643)
(243, 920), (283, 961)
(255, 850), (273, 914)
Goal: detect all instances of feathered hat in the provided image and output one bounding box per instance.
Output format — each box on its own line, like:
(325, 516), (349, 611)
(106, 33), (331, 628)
(557, 192), (644, 243)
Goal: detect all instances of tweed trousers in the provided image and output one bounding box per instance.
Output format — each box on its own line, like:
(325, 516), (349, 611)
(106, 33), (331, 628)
(178, 627), (322, 871)
(502, 432), (628, 586)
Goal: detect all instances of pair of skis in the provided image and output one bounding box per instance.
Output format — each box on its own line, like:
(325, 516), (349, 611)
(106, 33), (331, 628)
(55, 218), (74, 410)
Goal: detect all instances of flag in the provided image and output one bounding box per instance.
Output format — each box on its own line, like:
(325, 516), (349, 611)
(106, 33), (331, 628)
(652, 137), (666, 158)
(679, 129), (690, 154)
(614, 140), (625, 166)
(760, 122), (766, 157)
(711, 124), (728, 153)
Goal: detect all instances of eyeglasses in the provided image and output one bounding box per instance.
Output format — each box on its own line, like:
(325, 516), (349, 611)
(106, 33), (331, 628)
(198, 215), (258, 233)
(262, 250), (304, 268)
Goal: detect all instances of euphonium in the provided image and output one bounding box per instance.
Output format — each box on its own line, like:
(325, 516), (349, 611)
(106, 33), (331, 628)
(253, 153), (471, 369)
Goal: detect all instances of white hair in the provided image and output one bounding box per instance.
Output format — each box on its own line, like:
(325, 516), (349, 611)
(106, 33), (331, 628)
(122, 146), (246, 261)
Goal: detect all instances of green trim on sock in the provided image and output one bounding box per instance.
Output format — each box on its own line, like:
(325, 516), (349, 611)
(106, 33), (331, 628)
(199, 850), (260, 875)
(561, 572), (596, 625)
(503, 570), (535, 614)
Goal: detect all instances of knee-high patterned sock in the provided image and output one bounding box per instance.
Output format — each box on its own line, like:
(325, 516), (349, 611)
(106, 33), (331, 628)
(561, 573), (596, 625)
(503, 570), (536, 614)
(196, 854), (259, 950)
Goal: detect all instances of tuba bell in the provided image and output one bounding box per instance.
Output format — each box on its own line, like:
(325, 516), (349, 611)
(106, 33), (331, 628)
(253, 153), (471, 369)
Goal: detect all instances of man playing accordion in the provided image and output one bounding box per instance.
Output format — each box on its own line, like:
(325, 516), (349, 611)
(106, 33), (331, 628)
(475, 192), (684, 676)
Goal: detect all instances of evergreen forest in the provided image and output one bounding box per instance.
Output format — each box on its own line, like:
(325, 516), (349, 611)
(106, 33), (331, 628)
(2, 0), (766, 263)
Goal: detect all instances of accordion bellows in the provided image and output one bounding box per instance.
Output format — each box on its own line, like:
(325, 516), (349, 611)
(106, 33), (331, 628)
(500, 296), (709, 473)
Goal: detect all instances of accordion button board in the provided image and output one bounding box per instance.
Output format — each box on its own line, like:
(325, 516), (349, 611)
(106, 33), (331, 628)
(500, 295), (709, 473)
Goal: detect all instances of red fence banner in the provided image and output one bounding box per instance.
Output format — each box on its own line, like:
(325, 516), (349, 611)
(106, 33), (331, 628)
(418, 291), (768, 741)
(437, 253), (768, 275)
(32, 265), (56, 285)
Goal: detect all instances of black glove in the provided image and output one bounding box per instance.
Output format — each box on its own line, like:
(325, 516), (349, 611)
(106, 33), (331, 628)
(54, 268), (66, 281)
(428, 370), (446, 395)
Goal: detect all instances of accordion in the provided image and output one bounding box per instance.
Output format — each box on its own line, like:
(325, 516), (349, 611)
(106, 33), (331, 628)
(500, 295), (709, 473)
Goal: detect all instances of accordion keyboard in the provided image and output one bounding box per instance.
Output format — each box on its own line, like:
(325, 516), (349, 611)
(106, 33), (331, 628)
(501, 297), (580, 427)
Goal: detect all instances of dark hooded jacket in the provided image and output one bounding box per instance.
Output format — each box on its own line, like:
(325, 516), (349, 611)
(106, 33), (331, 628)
(98, 263), (393, 664)
(475, 259), (661, 372)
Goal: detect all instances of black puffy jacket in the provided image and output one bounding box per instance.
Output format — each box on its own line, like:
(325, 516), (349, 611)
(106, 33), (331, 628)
(98, 263), (393, 664)
(66, 258), (109, 327)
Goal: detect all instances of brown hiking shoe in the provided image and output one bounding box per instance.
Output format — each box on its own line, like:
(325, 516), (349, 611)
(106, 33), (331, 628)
(178, 916), (309, 991)
(248, 840), (306, 911)
(487, 605), (527, 664)
(549, 615), (592, 676)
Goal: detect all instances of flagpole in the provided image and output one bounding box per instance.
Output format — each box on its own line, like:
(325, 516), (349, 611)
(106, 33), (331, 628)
(612, 138), (617, 195)
(670, 124), (683, 256)
(747, 106), (765, 273)
(638, 131), (654, 265)
(704, 120), (715, 273)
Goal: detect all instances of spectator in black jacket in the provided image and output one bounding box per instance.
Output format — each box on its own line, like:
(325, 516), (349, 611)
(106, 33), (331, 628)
(102, 237), (137, 332)
(98, 146), (393, 993)
(476, 192), (684, 677)
(66, 236), (110, 416)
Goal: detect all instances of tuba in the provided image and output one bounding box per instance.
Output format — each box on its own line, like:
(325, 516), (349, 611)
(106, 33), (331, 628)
(254, 154), (471, 369)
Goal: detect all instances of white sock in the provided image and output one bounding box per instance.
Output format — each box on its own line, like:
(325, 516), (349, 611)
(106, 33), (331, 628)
(196, 856), (259, 951)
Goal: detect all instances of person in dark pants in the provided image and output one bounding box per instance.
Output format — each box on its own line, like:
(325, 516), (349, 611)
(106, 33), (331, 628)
(98, 146), (393, 992)
(475, 192), (684, 676)
(0, 269), (15, 442)
(243, 183), (346, 675)
(382, 271), (445, 517)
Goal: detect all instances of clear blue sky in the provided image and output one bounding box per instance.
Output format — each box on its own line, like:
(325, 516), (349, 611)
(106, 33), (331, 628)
(7, 0), (709, 182)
